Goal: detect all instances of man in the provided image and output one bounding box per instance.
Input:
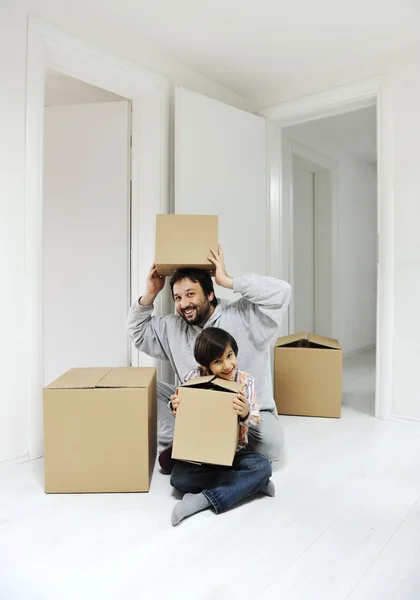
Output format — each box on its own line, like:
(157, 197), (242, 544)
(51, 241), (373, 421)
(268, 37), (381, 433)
(126, 245), (291, 463)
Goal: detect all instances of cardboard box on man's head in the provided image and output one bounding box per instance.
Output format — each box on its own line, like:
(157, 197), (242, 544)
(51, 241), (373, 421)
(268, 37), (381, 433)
(172, 375), (240, 466)
(43, 367), (157, 493)
(155, 214), (218, 277)
(274, 333), (342, 418)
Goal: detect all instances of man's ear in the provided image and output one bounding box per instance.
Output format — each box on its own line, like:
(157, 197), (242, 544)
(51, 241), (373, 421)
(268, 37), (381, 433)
(208, 291), (214, 303)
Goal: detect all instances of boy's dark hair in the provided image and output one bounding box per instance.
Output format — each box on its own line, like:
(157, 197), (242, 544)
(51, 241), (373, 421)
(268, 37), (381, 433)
(169, 268), (218, 308)
(194, 327), (238, 371)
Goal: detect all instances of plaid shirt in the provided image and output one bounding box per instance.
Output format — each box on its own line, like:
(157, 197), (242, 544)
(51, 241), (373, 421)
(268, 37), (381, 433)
(181, 367), (261, 449)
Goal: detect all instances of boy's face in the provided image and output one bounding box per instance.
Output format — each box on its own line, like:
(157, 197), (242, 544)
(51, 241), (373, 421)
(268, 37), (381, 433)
(207, 345), (237, 381)
(173, 278), (214, 326)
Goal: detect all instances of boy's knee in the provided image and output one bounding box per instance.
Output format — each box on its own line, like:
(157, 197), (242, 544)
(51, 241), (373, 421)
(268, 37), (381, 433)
(170, 469), (180, 491)
(264, 457), (273, 479)
(170, 463), (190, 493)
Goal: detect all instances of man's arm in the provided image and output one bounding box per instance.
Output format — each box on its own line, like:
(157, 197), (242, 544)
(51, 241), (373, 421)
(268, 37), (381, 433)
(126, 264), (170, 360)
(233, 273), (291, 347)
(208, 246), (291, 348)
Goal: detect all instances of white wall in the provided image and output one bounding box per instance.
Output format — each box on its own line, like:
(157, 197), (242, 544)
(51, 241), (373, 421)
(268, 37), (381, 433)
(43, 102), (130, 387)
(0, 4), (28, 462)
(0, 1), (246, 463)
(392, 53), (420, 420)
(284, 125), (378, 355)
(174, 87), (267, 302)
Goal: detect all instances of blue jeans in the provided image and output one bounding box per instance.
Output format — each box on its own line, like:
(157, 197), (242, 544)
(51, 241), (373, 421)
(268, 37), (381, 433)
(170, 450), (272, 514)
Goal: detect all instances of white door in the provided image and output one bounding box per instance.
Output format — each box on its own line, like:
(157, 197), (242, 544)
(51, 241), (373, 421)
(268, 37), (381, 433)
(175, 88), (267, 298)
(293, 164), (315, 332)
(43, 101), (130, 386)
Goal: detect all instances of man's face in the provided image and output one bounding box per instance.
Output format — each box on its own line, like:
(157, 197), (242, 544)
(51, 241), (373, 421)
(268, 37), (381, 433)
(173, 278), (214, 326)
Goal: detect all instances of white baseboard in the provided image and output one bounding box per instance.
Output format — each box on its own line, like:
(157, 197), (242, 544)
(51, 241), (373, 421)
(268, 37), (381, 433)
(343, 344), (376, 359)
(0, 453), (29, 467)
(390, 413), (420, 426)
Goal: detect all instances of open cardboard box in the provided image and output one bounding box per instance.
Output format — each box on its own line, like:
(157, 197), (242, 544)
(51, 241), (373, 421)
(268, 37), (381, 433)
(43, 367), (157, 493)
(155, 214), (218, 277)
(274, 332), (342, 418)
(172, 375), (241, 466)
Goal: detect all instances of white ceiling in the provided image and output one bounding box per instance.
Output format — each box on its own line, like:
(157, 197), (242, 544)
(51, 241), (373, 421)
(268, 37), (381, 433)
(284, 106), (377, 164)
(82, 0), (420, 105)
(44, 69), (124, 106)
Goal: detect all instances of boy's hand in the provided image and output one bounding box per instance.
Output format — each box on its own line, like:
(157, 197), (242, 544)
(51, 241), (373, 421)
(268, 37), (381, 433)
(233, 392), (250, 420)
(170, 393), (180, 416)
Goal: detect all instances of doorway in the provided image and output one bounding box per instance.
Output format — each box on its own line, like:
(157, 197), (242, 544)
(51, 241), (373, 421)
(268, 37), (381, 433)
(25, 17), (171, 459)
(261, 78), (394, 421)
(283, 105), (378, 415)
(42, 70), (131, 387)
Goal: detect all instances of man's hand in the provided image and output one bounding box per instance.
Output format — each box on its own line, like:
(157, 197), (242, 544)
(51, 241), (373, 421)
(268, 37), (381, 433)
(208, 245), (233, 289)
(139, 264), (165, 306)
(170, 393), (180, 416)
(233, 391), (250, 420)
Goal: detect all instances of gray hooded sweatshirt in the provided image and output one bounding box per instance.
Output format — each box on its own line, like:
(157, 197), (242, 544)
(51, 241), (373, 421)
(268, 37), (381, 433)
(126, 273), (292, 412)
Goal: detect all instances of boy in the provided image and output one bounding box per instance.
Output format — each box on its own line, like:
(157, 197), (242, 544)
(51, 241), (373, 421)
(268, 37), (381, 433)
(170, 328), (274, 526)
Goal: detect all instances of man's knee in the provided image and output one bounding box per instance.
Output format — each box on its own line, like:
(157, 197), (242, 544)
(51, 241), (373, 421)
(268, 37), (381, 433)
(247, 411), (285, 462)
(156, 381), (176, 451)
(157, 381), (176, 403)
(264, 435), (284, 463)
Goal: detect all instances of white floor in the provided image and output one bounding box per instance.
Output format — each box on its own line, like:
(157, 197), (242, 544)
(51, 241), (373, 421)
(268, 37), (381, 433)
(1, 348), (420, 600)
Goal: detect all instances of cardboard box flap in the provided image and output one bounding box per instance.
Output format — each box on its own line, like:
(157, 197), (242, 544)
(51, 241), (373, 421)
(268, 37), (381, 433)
(180, 375), (215, 388)
(308, 333), (341, 350)
(97, 367), (156, 388)
(45, 367), (111, 389)
(274, 332), (308, 348)
(211, 378), (242, 393)
(180, 375), (242, 393)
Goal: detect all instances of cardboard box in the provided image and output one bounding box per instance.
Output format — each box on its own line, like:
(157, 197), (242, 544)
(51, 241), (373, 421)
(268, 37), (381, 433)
(274, 332), (342, 418)
(155, 214), (218, 276)
(172, 375), (240, 466)
(43, 367), (157, 493)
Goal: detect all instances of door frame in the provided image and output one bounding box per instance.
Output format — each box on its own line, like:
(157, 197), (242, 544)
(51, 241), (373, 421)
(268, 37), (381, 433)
(284, 137), (338, 339)
(25, 16), (171, 459)
(260, 77), (394, 420)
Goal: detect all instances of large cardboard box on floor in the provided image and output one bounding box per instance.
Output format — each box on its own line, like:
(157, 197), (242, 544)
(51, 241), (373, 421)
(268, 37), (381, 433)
(155, 214), (218, 276)
(172, 375), (240, 466)
(43, 367), (157, 493)
(274, 332), (342, 418)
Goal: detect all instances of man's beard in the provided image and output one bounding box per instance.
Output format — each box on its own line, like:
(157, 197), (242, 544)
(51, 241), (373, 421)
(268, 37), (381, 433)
(178, 298), (212, 326)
